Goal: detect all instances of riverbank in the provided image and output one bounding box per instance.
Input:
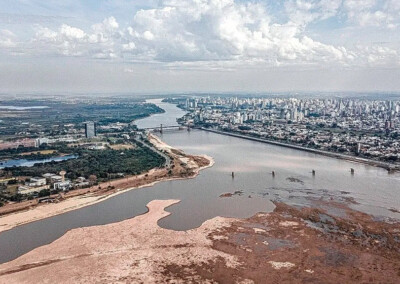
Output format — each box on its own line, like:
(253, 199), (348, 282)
(201, 128), (399, 172)
(0, 134), (214, 234)
(1, 196), (398, 283)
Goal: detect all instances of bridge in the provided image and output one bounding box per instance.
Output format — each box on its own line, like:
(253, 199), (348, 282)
(141, 124), (191, 133)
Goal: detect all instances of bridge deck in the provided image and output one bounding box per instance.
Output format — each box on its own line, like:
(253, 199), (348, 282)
(142, 125), (185, 130)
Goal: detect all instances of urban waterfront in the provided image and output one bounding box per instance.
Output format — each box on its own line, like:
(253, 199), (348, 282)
(179, 96), (400, 169)
(0, 100), (399, 264)
(2, 0), (400, 280)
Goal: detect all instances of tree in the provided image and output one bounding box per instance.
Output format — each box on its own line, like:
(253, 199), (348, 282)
(89, 175), (97, 185)
(38, 189), (50, 197)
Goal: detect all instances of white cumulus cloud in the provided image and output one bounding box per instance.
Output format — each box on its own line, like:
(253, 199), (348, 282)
(0, 29), (17, 48)
(123, 0), (350, 66)
(1, 0), (399, 69)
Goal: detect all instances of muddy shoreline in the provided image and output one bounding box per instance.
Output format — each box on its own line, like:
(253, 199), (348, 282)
(0, 196), (398, 283)
(1, 132), (399, 283)
(0, 134), (214, 234)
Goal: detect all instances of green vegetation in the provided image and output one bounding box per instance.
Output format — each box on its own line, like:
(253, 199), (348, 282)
(0, 146), (58, 160)
(0, 98), (164, 140)
(238, 125), (251, 131)
(0, 144), (74, 162)
(7, 144), (165, 181)
(38, 189), (51, 197)
(0, 97), (170, 205)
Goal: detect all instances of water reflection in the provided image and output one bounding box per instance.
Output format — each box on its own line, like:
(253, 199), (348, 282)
(0, 155), (77, 169)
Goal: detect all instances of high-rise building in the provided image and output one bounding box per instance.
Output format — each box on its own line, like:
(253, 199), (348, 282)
(85, 122), (96, 138)
(356, 142), (361, 154)
(185, 98), (190, 109)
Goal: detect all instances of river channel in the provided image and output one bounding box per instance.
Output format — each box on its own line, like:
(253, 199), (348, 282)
(0, 98), (399, 264)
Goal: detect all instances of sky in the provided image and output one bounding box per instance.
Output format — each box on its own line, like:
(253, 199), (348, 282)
(0, 0), (400, 93)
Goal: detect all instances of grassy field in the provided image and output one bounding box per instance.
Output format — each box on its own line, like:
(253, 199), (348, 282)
(4, 184), (18, 195)
(20, 150), (56, 156)
(109, 144), (135, 150)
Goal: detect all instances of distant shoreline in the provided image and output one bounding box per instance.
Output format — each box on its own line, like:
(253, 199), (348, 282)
(200, 128), (399, 172)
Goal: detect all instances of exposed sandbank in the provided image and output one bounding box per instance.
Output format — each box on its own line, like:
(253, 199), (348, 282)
(0, 134), (214, 233)
(0, 199), (237, 283)
(1, 197), (399, 283)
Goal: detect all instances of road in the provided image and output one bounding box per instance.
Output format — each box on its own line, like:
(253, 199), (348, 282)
(200, 128), (399, 171)
(133, 136), (171, 167)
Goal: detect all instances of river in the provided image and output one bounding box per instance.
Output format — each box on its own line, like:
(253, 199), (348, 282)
(0, 155), (77, 169)
(136, 99), (186, 128)
(0, 98), (399, 264)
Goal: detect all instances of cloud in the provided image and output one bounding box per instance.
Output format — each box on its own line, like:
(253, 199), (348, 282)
(91, 16), (119, 35)
(122, 0), (350, 66)
(284, 0), (342, 26)
(60, 25), (86, 40)
(0, 29), (16, 48)
(33, 17), (121, 58)
(359, 45), (399, 66)
(1, 0), (399, 69)
(27, 0), (350, 65)
(343, 0), (400, 29)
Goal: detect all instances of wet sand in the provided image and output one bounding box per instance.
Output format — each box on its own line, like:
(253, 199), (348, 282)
(0, 200), (237, 283)
(0, 134), (214, 233)
(1, 197), (399, 283)
(1, 132), (400, 283)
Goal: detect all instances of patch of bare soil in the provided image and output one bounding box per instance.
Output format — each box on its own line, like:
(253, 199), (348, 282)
(166, 202), (400, 283)
(0, 200), (237, 283)
(1, 198), (399, 283)
(219, 190), (244, 198)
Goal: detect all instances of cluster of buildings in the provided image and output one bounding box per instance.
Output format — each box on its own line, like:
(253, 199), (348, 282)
(0, 122), (97, 150)
(18, 171), (90, 195)
(181, 96), (400, 163)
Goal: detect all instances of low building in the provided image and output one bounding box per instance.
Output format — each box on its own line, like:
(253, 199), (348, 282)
(76, 177), (87, 183)
(18, 184), (49, 194)
(75, 181), (90, 188)
(50, 175), (63, 183)
(27, 177), (47, 187)
(42, 173), (55, 179)
(53, 180), (72, 191)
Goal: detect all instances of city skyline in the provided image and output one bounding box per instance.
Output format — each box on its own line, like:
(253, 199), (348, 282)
(180, 96), (400, 165)
(1, 2), (400, 282)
